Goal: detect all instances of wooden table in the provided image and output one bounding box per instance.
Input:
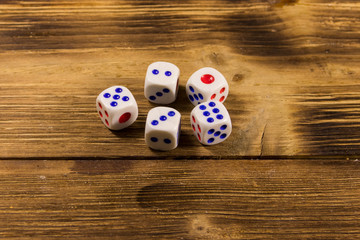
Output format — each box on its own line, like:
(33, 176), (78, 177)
(1, 0), (359, 239)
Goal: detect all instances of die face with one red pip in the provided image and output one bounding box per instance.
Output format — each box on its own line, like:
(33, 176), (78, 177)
(144, 61), (180, 104)
(186, 67), (229, 106)
(96, 86), (138, 130)
(190, 101), (232, 145)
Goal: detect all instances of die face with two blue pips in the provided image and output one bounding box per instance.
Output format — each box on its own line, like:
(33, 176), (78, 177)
(96, 86), (138, 130)
(190, 101), (232, 145)
(144, 61), (180, 104)
(145, 107), (181, 151)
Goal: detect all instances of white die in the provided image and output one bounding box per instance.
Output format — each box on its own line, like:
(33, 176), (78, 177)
(145, 107), (181, 151)
(190, 101), (231, 145)
(186, 67), (229, 106)
(144, 61), (180, 104)
(96, 86), (138, 130)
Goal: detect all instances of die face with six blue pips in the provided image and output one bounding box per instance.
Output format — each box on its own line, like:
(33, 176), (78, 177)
(145, 107), (181, 151)
(190, 101), (231, 145)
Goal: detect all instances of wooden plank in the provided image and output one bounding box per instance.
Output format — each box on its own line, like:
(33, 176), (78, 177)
(0, 0), (359, 158)
(0, 158), (359, 239)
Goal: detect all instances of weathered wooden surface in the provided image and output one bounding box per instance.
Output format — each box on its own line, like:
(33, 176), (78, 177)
(0, 0), (359, 157)
(0, 0), (360, 239)
(0, 159), (359, 239)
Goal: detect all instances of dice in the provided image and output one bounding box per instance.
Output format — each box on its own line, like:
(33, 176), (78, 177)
(96, 86), (138, 130)
(144, 61), (180, 104)
(186, 67), (229, 106)
(190, 101), (231, 145)
(145, 107), (181, 151)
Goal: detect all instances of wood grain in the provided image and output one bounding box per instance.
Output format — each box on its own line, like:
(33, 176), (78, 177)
(1, 1), (360, 238)
(0, 0), (360, 157)
(0, 159), (359, 239)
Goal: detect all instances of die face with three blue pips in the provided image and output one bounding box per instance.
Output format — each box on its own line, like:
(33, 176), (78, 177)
(145, 107), (181, 151)
(96, 86), (138, 130)
(190, 101), (232, 145)
(144, 61), (180, 104)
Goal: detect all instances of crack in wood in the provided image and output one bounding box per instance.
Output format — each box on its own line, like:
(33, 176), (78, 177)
(260, 123), (268, 158)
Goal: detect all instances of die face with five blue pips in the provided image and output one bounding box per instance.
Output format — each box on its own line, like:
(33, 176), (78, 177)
(145, 107), (181, 151)
(190, 101), (232, 145)
(96, 86), (138, 130)
(144, 61), (180, 104)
